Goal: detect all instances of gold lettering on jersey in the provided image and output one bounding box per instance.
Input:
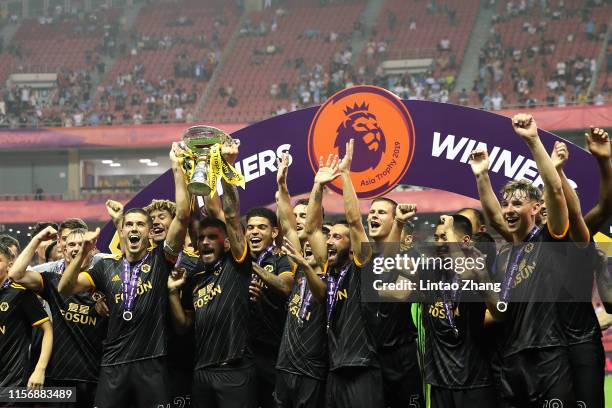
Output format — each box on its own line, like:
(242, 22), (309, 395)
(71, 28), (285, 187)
(0, 325), (5, 335)
(60, 309), (98, 326)
(0, 302), (8, 312)
(428, 301), (460, 320)
(113, 281), (154, 303)
(512, 261), (535, 287)
(194, 283), (222, 309)
(288, 293), (311, 321)
(336, 289), (347, 301)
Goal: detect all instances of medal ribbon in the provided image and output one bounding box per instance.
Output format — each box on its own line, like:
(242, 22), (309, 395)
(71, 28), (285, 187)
(298, 271), (314, 322)
(252, 246), (275, 282)
(440, 270), (459, 337)
(499, 226), (541, 304)
(121, 253), (150, 315)
(0, 278), (11, 291)
(326, 263), (351, 329)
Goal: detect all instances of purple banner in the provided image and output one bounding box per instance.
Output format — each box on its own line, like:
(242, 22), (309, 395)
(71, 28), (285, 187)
(99, 88), (600, 250)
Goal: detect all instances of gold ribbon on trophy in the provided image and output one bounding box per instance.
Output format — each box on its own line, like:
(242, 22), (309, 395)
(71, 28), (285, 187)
(179, 125), (245, 197)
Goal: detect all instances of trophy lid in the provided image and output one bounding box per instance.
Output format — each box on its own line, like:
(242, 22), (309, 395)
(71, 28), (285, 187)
(182, 125), (233, 153)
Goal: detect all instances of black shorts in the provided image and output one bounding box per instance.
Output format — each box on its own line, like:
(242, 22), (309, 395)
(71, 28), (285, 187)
(568, 339), (604, 408)
(46, 379), (97, 408)
(192, 360), (257, 408)
(94, 357), (169, 408)
(430, 385), (497, 408)
(379, 342), (424, 408)
(167, 363), (192, 408)
(499, 347), (574, 408)
(274, 370), (325, 408)
(254, 353), (277, 408)
(327, 367), (384, 408)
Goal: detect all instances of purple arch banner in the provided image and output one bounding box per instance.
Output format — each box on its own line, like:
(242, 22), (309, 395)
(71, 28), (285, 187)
(98, 87), (600, 250)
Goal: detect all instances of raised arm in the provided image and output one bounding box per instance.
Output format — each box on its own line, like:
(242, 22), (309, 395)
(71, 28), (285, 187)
(469, 149), (513, 242)
(165, 142), (191, 255)
(583, 127), (612, 232)
(167, 268), (194, 333)
(282, 237), (326, 303)
(305, 154), (340, 265)
(106, 199), (124, 232)
(9, 226), (57, 291)
(276, 153), (300, 253)
(219, 141), (247, 261)
(339, 139), (372, 265)
(58, 229), (100, 296)
(512, 113), (568, 236)
(551, 141), (589, 243)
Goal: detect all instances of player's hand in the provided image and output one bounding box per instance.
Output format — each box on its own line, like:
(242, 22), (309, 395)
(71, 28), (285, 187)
(468, 149), (490, 176)
(338, 139), (354, 173)
(281, 237), (308, 267)
(221, 140), (239, 164)
(169, 141), (184, 166)
(249, 282), (262, 302)
(106, 199), (124, 222)
(314, 154), (340, 185)
(585, 126), (611, 160)
(94, 294), (110, 317)
(550, 141), (568, 169)
(34, 226), (57, 243)
(395, 204), (417, 223)
(27, 368), (45, 390)
(512, 113), (539, 143)
(276, 153), (290, 187)
(168, 267), (187, 293)
(597, 309), (612, 331)
(81, 228), (100, 255)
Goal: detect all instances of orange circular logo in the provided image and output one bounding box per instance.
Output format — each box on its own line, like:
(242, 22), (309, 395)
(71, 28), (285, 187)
(308, 85), (415, 199)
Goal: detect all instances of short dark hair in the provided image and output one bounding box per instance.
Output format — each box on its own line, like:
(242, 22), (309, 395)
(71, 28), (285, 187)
(372, 197), (398, 214)
(458, 208), (485, 229)
(122, 208), (153, 228)
(439, 214), (472, 238)
(45, 241), (57, 263)
(246, 207), (278, 228)
(0, 235), (20, 253)
(0, 243), (15, 261)
(294, 198), (325, 218)
(198, 217), (228, 236)
(58, 218), (88, 233)
(32, 222), (58, 236)
(331, 218), (350, 228)
(500, 180), (541, 202)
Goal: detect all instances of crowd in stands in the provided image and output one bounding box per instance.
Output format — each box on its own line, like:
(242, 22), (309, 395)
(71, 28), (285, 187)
(0, 0), (609, 127)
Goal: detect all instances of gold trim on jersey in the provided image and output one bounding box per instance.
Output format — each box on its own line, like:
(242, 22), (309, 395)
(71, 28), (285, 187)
(81, 272), (96, 290)
(32, 317), (50, 327)
(9, 283), (25, 290)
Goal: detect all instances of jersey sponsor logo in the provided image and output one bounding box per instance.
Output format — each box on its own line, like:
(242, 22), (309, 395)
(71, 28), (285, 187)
(288, 293), (311, 321)
(61, 304), (98, 326)
(308, 85), (415, 199)
(428, 301), (460, 320)
(336, 289), (348, 301)
(194, 283), (222, 309)
(0, 325), (5, 334)
(0, 302), (8, 312)
(512, 260), (536, 288)
(113, 280), (153, 303)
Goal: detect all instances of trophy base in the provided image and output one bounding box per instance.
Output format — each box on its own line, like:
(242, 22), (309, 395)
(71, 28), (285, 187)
(188, 182), (213, 196)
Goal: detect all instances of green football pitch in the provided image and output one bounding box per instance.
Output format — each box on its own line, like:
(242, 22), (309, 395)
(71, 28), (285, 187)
(606, 375), (612, 407)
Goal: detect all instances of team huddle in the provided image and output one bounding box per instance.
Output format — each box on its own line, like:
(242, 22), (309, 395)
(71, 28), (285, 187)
(0, 113), (611, 408)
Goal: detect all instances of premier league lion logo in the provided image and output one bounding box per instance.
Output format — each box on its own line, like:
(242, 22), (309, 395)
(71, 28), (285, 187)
(334, 102), (386, 172)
